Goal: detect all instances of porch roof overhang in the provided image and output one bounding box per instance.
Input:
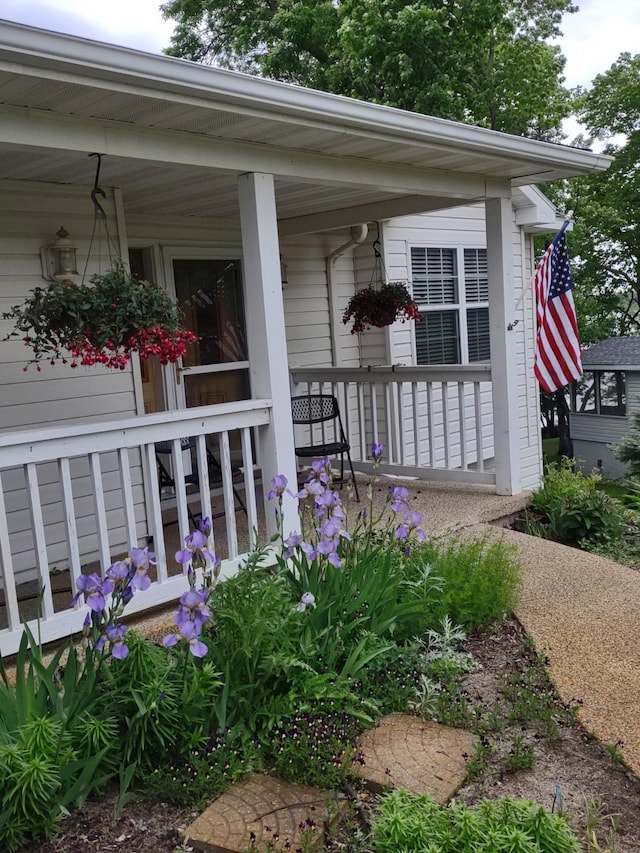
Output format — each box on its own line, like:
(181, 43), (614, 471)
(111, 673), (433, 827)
(0, 19), (611, 233)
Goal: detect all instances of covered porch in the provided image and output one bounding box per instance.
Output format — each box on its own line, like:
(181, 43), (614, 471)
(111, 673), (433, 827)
(0, 21), (609, 655)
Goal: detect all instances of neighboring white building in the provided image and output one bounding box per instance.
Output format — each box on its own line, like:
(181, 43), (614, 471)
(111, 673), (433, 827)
(0, 20), (610, 654)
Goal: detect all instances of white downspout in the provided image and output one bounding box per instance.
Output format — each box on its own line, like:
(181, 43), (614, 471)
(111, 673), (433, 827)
(327, 224), (368, 366)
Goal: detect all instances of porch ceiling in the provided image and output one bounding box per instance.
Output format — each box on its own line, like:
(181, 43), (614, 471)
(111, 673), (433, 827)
(0, 20), (612, 229)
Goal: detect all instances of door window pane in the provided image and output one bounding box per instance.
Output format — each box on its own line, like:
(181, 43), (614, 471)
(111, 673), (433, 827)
(173, 258), (250, 408)
(173, 259), (247, 367)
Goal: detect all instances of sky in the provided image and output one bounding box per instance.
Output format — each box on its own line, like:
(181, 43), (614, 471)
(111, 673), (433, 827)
(1, 0), (639, 139)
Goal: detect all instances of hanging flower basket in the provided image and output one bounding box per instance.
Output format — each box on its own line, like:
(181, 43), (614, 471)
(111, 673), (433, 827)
(342, 281), (420, 334)
(3, 265), (198, 370)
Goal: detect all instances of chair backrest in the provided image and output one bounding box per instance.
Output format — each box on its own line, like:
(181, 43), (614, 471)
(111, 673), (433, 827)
(291, 394), (340, 425)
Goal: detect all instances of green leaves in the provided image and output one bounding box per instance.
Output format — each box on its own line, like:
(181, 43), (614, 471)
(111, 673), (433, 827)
(527, 460), (626, 548)
(372, 790), (581, 853)
(162, 0), (574, 138)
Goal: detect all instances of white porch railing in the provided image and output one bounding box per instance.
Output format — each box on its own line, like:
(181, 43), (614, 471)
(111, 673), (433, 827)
(0, 400), (271, 657)
(290, 366), (495, 485)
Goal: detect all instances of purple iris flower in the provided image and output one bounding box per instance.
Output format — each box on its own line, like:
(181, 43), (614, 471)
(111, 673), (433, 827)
(176, 588), (210, 628)
(319, 516), (342, 538)
(306, 479), (326, 497)
(197, 516), (212, 536)
(394, 524), (410, 540)
(106, 624), (129, 659)
(178, 620), (208, 658)
(388, 485), (410, 512)
(162, 633), (178, 649)
(296, 592), (316, 612)
(301, 541), (318, 560)
(175, 530), (215, 567)
(106, 560), (130, 584)
(266, 474), (288, 500)
(371, 442), (384, 461)
(131, 546), (156, 569)
(316, 490), (342, 509)
(130, 547), (155, 591)
(402, 509), (427, 540)
(73, 573), (114, 612)
(283, 532), (304, 559)
(311, 457), (331, 476)
(403, 510), (424, 528)
(212, 555), (222, 579)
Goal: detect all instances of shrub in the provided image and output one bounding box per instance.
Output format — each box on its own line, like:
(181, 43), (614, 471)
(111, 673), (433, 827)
(402, 536), (521, 633)
(527, 461), (626, 548)
(372, 789), (580, 853)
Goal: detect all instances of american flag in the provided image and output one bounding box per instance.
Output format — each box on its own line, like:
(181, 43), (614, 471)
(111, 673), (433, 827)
(533, 222), (582, 393)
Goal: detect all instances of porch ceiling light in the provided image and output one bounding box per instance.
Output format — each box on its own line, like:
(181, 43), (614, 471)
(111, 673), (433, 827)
(41, 225), (79, 282)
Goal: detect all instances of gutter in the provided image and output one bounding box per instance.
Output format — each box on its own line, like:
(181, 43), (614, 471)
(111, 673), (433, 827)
(0, 20), (611, 176)
(326, 225), (368, 366)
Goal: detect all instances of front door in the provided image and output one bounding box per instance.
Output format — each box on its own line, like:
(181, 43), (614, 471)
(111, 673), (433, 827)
(163, 251), (250, 412)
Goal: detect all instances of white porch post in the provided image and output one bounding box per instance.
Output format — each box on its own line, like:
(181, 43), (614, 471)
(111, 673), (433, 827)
(238, 172), (299, 536)
(485, 197), (522, 495)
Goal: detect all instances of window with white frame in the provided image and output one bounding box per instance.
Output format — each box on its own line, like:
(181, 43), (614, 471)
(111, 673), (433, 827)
(410, 246), (490, 364)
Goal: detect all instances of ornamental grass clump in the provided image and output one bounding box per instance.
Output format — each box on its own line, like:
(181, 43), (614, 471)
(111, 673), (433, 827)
(342, 281), (420, 333)
(3, 264), (197, 370)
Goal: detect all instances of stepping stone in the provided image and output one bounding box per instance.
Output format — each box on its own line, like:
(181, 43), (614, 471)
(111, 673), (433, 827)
(182, 773), (348, 853)
(358, 713), (477, 803)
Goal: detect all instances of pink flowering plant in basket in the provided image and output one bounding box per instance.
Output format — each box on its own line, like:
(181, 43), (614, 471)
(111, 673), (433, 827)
(342, 281), (420, 334)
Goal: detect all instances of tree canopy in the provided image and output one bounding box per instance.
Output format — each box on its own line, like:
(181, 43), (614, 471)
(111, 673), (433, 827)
(556, 53), (640, 342)
(161, 0), (576, 139)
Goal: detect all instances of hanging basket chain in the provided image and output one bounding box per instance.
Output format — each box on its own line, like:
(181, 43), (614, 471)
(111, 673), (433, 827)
(343, 224), (420, 334)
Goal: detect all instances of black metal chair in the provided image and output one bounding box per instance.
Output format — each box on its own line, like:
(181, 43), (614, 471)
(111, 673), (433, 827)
(155, 437), (247, 525)
(291, 394), (359, 501)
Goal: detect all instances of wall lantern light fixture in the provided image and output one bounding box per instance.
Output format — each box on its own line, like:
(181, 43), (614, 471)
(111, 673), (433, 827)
(40, 225), (79, 282)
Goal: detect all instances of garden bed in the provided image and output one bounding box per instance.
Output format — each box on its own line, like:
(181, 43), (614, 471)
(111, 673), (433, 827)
(26, 617), (640, 853)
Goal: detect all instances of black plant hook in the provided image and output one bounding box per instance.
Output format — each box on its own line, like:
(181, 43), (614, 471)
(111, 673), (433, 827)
(89, 152), (107, 221)
(82, 152), (118, 280)
(370, 221), (386, 289)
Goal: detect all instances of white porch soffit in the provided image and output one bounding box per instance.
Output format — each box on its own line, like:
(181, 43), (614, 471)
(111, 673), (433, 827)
(0, 20), (611, 227)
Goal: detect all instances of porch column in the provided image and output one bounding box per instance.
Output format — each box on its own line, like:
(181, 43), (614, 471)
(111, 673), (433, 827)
(485, 197), (522, 495)
(238, 172), (299, 536)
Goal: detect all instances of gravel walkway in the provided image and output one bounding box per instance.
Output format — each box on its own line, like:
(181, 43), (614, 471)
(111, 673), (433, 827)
(471, 523), (640, 776)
